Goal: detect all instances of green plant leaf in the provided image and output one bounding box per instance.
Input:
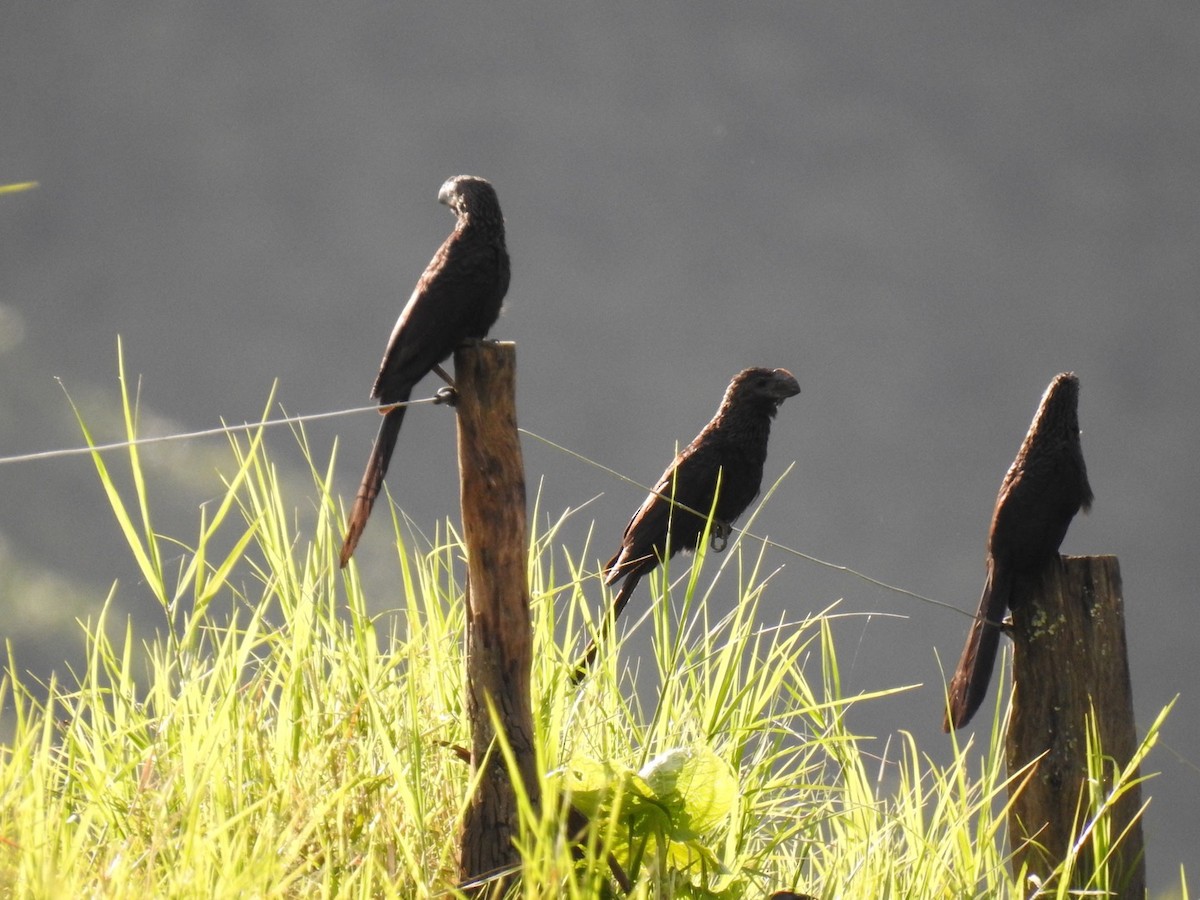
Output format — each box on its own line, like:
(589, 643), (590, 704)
(640, 745), (736, 839)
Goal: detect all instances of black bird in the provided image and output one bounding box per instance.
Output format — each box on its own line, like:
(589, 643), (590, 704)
(339, 175), (510, 568)
(572, 367), (801, 681)
(943, 372), (1093, 731)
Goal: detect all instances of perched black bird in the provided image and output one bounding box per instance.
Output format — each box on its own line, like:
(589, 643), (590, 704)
(339, 175), (509, 568)
(572, 367), (801, 681)
(943, 372), (1093, 731)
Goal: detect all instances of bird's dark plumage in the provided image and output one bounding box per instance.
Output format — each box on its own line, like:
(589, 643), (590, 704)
(943, 372), (1093, 731)
(339, 175), (509, 568)
(572, 367), (801, 681)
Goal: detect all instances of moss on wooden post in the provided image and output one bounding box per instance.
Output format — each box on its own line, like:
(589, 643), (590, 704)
(1006, 555), (1145, 896)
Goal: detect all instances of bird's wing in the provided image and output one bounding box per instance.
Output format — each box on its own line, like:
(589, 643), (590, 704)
(371, 236), (505, 402)
(606, 440), (717, 583)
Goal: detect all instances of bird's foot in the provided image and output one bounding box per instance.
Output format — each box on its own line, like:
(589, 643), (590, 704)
(710, 520), (732, 553)
(432, 363), (456, 387)
(430, 363), (458, 404)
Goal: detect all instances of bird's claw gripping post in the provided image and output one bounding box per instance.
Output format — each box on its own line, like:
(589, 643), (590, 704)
(432, 363), (458, 406)
(710, 520), (732, 553)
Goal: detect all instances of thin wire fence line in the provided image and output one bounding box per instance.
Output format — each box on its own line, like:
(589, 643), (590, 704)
(0, 392), (966, 620)
(0, 395), (443, 467)
(517, 426), (968, 619)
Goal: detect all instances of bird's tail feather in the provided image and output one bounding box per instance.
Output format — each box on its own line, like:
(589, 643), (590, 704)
(943, 566), (1011, 731)
(339, 404), (407, 568)
(569, 568), (646, 684)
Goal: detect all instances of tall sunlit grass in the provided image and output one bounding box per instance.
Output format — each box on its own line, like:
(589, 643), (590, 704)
(0, 363), (1179, 897)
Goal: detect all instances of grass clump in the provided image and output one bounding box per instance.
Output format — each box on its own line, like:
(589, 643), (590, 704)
(0, 365), (1176, 897)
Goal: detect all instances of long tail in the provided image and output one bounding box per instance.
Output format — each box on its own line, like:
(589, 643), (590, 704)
(943, 564), (1011, 731)
(570, 567), (648, 684)
(339, 403), (408, 568)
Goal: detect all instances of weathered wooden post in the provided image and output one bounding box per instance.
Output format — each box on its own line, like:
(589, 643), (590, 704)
(1006, 554), (1145, 896)
(453, 341), (539, 893)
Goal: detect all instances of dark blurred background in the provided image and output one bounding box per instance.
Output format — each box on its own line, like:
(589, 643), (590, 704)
(2, 5), (1196, 891)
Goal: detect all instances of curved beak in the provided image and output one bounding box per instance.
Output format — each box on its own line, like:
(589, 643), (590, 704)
(770, 368), (801, 399)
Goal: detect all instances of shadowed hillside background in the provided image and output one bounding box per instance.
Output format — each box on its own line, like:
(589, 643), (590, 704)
(2, 5), (1197, 890)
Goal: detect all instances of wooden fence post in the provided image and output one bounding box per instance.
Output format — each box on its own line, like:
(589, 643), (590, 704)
(454, 341), (539, 893)
(1006, 555), (1145, 896)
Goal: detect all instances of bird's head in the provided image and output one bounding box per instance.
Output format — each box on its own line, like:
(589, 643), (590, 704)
(725, 367), (801, 413)
(438, 175), (503, 225)
(1041, 371), (1080, 410)
(1031, 371), (1086, 448)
